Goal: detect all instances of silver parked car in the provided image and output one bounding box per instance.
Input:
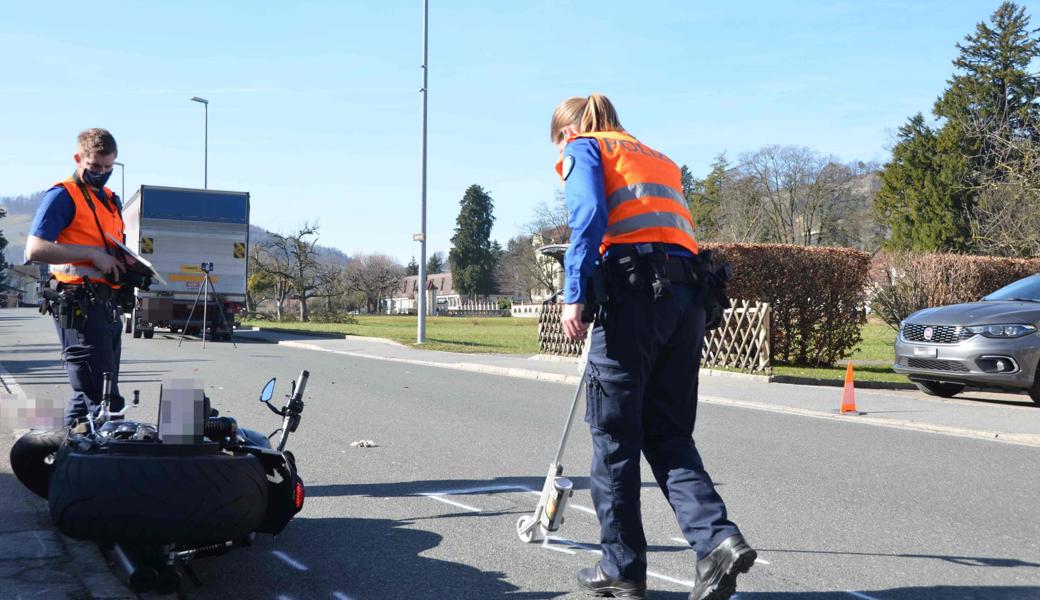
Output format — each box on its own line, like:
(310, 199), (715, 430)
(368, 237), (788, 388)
(893, 274), (1040, 404)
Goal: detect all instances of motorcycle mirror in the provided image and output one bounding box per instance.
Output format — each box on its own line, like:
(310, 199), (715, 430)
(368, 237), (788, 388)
(259, 378), (277, 403)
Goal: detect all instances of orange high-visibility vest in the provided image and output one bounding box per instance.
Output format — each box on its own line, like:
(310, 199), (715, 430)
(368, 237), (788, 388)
(557, 131), (698, 256)
(50, 177), (124, 286)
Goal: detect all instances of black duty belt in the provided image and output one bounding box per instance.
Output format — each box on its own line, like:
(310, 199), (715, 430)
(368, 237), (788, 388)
(662, 257), (698, 285)
(57, 283), (116, 302)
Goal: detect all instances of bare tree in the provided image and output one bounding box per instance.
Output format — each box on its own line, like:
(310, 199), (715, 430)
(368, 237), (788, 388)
(964, 113), (1040, 256)
(733, 145), (868, 246)
(495, 235), (539, 301)
(314, 255), (351, 312)
(252, 223), (323, 321)
(525, 190), (570, 244)
(346, 253), (405, 313)
(248, 243), (292, 320)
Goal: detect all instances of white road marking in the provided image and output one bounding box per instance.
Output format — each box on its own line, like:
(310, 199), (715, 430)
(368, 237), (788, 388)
(847, 592), (880, 600)
(420, 494), (482, 512)
(0, 361), (28, 397)
(647, 570), (696, 588)
(426, 484), (533, 495)
(525, 490), (597, 515)
(332, 593), (355, 600)
(271, 550), (309, 571)
(542, 536), (576, 555)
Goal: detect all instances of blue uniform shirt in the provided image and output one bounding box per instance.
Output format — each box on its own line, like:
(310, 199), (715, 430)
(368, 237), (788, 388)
(561, 138), (694, 304)
(562, 138), (607, 304)
(29, 183), (120, 242)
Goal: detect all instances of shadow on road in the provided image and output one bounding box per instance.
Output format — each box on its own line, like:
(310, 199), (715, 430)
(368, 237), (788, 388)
(188, 515), (563, 599)
(733, 587), (1040, 600)
(756, 546), (1040, 569)
(307, 475), (665, 500)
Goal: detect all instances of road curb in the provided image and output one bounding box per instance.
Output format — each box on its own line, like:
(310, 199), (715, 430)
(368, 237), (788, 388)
(251, 327), (405, 347)
(700, 395), (1040, 447)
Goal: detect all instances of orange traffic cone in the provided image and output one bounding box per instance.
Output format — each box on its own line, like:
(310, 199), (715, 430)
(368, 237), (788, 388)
(838, 362), (861, 415)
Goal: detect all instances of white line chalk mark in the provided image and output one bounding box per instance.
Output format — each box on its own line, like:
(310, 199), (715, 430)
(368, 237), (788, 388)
(272, 551), (309, 571)
(847, 592), (879, 600)
(420, 494), (482, 512)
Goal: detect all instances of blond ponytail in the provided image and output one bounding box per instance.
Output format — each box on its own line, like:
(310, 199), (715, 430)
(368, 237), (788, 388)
(550, 93), (624, 143)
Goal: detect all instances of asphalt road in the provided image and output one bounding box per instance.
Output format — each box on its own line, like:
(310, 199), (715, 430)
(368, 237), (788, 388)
(1, 309), (1038, 599)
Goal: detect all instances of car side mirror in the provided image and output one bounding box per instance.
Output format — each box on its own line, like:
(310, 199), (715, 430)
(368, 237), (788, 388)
(260, 378), (277, 403)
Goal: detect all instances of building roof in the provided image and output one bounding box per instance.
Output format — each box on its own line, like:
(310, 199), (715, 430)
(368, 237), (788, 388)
(397, 272), (456, 299)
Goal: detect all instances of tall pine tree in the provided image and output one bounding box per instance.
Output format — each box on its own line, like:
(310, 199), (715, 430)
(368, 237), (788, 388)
(875, 2), (1040, 252)
(449, 185), (497, 297)
(427, 252), (444, 274)
(687, 153), (729, 241)
(406, 256), (419, 276)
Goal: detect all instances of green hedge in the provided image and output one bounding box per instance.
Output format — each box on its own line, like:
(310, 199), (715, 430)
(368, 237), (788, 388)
(707, 244), (872, 366)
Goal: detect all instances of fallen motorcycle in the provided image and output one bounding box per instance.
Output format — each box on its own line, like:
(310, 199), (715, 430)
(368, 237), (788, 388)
(9, 370), (310, 594)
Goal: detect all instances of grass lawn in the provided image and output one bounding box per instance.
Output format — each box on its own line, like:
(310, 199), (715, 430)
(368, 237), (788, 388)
(242, 315), (540, 354)
(245, 315), (907, 384)
(771, 320), (906, 384)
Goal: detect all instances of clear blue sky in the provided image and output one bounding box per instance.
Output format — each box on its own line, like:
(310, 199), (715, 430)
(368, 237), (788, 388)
(0, 0), (1022, 262)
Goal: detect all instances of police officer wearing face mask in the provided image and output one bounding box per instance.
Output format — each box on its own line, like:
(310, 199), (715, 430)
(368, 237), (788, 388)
(25, 128), (128, 426)
(550, 95), (755, 600)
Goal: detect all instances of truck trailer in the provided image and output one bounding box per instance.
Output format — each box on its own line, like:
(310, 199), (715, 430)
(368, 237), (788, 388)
(121, 185), (250, 340)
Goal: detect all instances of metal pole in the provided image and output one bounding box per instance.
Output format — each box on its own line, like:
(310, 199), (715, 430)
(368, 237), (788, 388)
(416, 0), (429, 344)
(204, 102), (208, 189)
(190, 97), (209, 188)
(114, 161), (125, 201)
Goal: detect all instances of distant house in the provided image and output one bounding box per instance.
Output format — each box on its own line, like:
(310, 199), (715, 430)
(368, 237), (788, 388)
(3, 264), (46, 306)
(385, 271), (517, 315)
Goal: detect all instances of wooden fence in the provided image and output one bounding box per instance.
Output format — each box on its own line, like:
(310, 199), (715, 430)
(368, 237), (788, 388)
(537, 299), (772, 373)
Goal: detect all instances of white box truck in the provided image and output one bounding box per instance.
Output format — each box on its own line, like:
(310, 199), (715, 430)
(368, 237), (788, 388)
(121, 185), (250, 340)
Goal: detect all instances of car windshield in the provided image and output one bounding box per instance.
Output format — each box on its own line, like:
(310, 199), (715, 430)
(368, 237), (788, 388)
(983, 274), (1040, 302)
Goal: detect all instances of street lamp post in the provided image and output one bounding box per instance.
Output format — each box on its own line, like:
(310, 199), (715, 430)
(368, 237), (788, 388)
(416, 0), (429, 344)
(190, 96), (209, 188)
(113, 161), (125, 201)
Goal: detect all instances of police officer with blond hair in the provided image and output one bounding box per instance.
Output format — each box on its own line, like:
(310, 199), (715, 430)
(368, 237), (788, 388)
(550, 94), (755, 600)
(26, 128), (128, 426)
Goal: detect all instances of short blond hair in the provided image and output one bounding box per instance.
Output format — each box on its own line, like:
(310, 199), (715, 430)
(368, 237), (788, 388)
(77, 128), (118, 157)
(549, 93), (624, 143)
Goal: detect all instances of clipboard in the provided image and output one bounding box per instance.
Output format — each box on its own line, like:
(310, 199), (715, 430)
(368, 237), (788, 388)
(106, 233), (169, 287)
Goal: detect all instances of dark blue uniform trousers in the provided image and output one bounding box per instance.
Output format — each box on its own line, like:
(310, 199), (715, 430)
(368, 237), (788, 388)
(55, 301), (124, 426)
(585, 280), (739, 582)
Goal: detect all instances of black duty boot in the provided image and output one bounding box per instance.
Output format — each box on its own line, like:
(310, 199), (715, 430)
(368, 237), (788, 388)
(688, 534), (757, 600)
(576, 564), (647, 598)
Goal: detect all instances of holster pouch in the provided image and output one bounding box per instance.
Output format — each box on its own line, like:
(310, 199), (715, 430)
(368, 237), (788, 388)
(580, 266), (608, 324)
(699, 250), (733, 331)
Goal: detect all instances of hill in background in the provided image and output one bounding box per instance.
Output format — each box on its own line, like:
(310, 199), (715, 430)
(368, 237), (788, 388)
(1, 191), (349, 266)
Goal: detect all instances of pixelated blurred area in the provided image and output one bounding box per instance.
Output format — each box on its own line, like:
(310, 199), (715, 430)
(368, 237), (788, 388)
(158, 378), (206, 444)
(0, 392), (64, 432)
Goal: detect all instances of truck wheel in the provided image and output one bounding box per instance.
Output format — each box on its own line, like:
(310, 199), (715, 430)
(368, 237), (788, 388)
(9, 430), (66, 499)
(143, 330), (154, 339)
(133, 329), (143, 339)
(49, 447), (268, 546)
(914, 380), (964, 398)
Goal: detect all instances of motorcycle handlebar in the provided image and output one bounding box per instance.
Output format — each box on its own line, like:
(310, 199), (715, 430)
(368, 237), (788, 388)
(291, 370), (309, 404)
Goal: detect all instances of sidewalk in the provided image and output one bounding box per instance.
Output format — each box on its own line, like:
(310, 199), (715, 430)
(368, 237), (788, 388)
(0, 433), (134, 600)
(242, 328), (1040, 448)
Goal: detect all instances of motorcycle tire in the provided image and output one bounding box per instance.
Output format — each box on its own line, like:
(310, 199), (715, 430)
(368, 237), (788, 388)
(48, 445), (269, 546)
(9, 429), (66, 499)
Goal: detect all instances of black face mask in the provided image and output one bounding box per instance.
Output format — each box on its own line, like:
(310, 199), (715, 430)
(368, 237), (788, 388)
(82, 168), (112, 188)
